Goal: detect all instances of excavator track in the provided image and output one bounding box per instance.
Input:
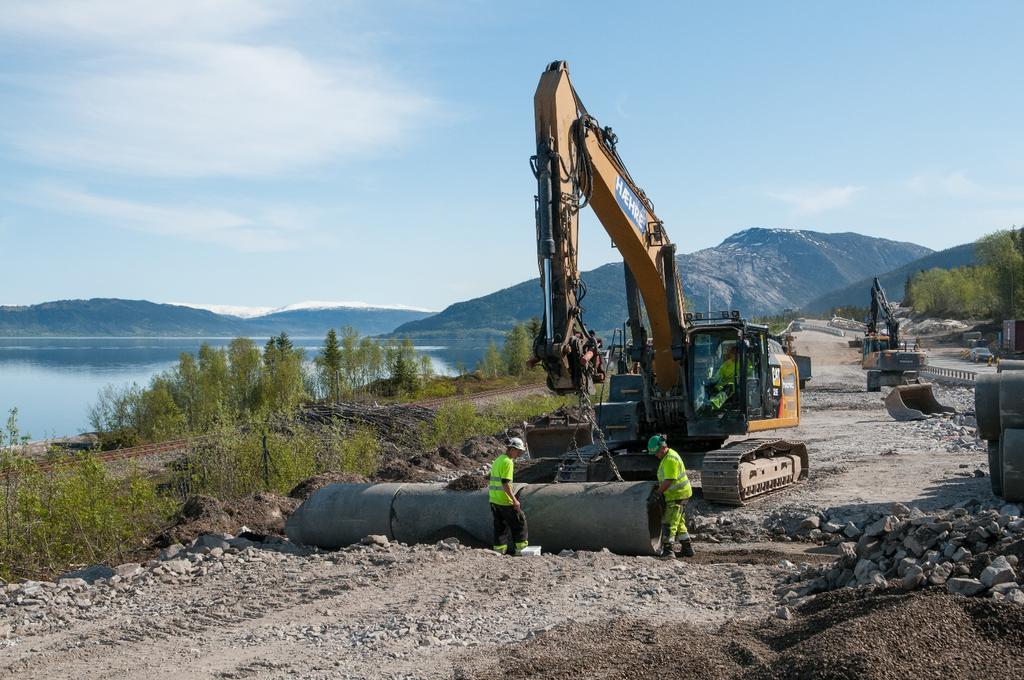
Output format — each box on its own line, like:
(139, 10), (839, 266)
(700, 439), (809, 505)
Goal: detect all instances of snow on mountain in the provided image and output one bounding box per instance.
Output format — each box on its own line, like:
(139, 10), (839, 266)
(170, 303), (275, 319)
(173, 300), (435, 318)
(266, 301), (436, 314)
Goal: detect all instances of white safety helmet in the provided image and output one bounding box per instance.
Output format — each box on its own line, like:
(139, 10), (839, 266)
(507, 437), (527, 452)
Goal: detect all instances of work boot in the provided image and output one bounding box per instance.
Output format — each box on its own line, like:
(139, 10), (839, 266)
(675, 539), (695, 558)
(659, 527), (675, 559)
(659, 545), (675, 559)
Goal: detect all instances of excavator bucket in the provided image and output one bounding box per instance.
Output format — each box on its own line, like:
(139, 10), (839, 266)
(524, 417), (594, 458)
(884, 383), (956, 421)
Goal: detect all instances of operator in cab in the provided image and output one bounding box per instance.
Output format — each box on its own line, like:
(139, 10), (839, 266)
(648, 435), (694, 558)
(488, 437), (529, 556)
(707, 343), (739, 410)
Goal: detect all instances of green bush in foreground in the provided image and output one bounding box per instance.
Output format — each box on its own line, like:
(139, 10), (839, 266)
(172, 419), (380, 499)
(1, 410), (174, 580)
(422, 394), (573, 449)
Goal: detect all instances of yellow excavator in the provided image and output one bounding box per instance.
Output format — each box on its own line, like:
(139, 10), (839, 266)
(526, 61), (808, 505)
(862, 277), (927, 392)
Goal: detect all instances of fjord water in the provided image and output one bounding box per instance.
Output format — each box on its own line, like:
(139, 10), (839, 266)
(0, 338), (487, 440)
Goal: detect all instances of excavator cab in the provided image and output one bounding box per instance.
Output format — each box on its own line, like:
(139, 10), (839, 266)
(690, 328), (747, 415)
(685, 317), (777, 439)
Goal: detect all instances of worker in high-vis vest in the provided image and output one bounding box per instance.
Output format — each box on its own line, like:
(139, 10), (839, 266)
(489, 437), (529, 555)
(648, 434), (694, 558)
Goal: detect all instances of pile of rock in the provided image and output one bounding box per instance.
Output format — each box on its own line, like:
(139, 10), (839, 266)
(776, 502), (1024, 605)
(906, 411), (985, 453)
(688, 506), (843, 544)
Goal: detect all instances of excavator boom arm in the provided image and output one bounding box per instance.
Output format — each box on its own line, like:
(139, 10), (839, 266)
(532, 61), (686, 393)
(868, 277), (899, 346)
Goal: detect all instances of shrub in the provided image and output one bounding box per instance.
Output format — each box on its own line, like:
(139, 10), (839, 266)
(171, 419), (380, 499)
(1, 411), (173, 580)
(422, 394), (574, 449)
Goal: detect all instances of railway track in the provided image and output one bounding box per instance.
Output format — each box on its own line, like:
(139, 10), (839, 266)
(0, 437), (200, 479)
(2, 383), (551, 478)
(411, 383), (548, 409)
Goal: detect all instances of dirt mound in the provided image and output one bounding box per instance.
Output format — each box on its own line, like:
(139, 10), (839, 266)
(288, 472), (369, 500)
(374, 459), (434, 482)
(446, 474), (486, 491)
(459, 435), (504, 462)
(158, 492), (299, 547)
(298, 401), (434, 450)
(455, 589), (1024, 679)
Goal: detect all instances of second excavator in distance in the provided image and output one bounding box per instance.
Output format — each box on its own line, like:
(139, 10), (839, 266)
(861, 277), (926, 392)
(861, 277), (956, 421)
(525, 60), (808, 505)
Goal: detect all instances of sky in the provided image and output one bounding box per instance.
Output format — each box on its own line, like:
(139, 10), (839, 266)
(1, 1), (1022, 312)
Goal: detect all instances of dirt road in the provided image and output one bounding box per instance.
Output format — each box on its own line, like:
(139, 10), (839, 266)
(1, 329), (1011, 679)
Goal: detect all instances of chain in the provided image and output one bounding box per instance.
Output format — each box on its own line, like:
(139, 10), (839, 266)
(554, 387), (623, 483)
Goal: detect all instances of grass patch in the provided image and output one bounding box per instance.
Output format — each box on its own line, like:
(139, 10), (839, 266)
(422, 393), (573, 448)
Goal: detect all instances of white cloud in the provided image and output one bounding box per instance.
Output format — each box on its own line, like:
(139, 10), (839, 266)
(907, 171), (1024, 202)
(766, 185), (864, 216)
(36, 185), (306, 252)
(0, 1), (437, 177)
(0, 0), (278, 42)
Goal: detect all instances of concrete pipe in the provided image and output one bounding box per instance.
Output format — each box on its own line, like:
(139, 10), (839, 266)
(286, 481), (664, 555)
(285, 483), (404, 549)
(989, 441), (1004, 497)
(517, 481), (662, 555)
(975, 374), (1002, 441)
(999, 371), (1024, 429)
(1000, 429), (1024, 502)
(998, 360), (1024, 373)
(391, 483), (524, 548)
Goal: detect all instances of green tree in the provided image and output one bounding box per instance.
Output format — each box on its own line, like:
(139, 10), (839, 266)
(137, 377), (185, 441)
(977, 229), (1024, 318)
(418, 354), (434, 384)
(478, 339), (504, 378)
(502, 323), (532, 376)
(317, 328), (344, 402)
(227, 338), (262, 415)
(387, 338), (419, 395)
(260, 334), (308, 413)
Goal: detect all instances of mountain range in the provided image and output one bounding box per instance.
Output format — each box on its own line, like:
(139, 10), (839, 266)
(2, 229), (976, 339)
(801, 243), (977, 313)
(0, 299), (434, 337)
(392, 228), (941, 338)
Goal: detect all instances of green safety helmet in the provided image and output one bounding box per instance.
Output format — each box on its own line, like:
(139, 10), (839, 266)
(647, 434), (667, 453)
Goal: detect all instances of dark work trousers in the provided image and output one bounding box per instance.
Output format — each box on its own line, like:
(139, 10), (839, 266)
(490, 503), (528, 552)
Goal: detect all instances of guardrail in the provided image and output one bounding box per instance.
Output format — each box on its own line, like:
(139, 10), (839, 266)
(829, 316), (867, 332)
(793, 323), (846, 337)
(921, 365), (977, 383)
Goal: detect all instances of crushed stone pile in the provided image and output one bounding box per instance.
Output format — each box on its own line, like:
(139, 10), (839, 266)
(902, 317), (969, 336)
(777, 502), (1024, 605)
(456, 588), (1024, 680)
(904, 411), (984, 453)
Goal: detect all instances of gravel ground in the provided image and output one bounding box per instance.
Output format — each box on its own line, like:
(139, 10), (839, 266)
(2, 329), (1021, 679)
(457, 588), (1024, 679)
(1, 539), (800, 679)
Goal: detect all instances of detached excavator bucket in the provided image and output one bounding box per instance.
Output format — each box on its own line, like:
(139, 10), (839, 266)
(524, 420), (594, 458)
(884, 384), (956, 421)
